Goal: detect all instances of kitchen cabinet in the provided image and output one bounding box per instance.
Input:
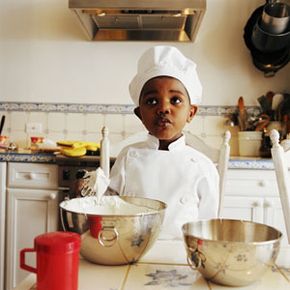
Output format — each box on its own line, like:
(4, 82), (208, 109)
(5, 162), (59, 290)
(222, 169), (288, 247)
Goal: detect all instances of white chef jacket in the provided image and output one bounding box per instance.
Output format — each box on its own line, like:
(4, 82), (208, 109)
(109, 134), (219, 240)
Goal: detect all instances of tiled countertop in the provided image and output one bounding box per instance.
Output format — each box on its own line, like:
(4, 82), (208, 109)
(0, 150), (275, 169)
(15, 240), (290, 290)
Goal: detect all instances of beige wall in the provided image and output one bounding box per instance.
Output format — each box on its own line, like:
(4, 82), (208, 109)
(1, 0), (289, 106)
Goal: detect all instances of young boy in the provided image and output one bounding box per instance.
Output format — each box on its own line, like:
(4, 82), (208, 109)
(109, 46), (219, 239)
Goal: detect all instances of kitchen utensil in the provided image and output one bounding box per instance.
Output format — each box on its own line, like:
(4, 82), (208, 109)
(183, 219), (282, 287)
(255, 113), (271, 131)
(237, 96), (247, 131)
(20, 231), (81, 290)
(0, 116), (5, 136)
(60, 196), (166, 265)
(261, 2), (290, 34)
(238, 131), (263, 157)
(252, 20), (290, 52)
(243, 4), (290, 76)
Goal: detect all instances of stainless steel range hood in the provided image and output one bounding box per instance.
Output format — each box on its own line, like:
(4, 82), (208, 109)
(69, 0), (206, 41)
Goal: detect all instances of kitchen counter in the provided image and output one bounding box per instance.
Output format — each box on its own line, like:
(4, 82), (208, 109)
(15, 240), (290, 290)
(0, 150), (275, 169)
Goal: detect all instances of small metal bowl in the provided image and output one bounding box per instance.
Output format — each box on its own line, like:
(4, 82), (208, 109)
(60, 196), (166, 265)
(183, 219), (282, 287)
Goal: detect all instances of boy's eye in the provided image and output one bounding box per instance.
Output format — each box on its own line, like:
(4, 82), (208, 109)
(145, 97), (158, 105)
(171, 96), (182, 104)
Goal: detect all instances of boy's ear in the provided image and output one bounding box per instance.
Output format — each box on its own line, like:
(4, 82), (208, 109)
(187, 105), (198, 122)
(134, 107), (142, 120)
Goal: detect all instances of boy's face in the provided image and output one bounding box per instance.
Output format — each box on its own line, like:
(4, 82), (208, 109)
(134, 76), (197, 147)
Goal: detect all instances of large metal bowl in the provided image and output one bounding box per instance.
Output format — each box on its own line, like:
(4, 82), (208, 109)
(59, 196), (166, 265)
(182, 219), (282, 287)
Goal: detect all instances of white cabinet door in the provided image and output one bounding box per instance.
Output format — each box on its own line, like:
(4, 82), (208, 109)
(6, 188), (59, 290)
(263, 197), (288, 246)
(221, 196), (264, 222)
(0, 163), (6, 290)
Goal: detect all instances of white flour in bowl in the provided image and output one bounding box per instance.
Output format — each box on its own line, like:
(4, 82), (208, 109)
(60, 196), (155, 215)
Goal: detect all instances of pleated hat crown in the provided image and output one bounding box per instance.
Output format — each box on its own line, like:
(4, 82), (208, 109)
(129, 45), (202, 106)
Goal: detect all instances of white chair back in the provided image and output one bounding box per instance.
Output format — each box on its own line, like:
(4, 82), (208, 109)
(184, 130), (231, 217)
(270, 129), (290, 244)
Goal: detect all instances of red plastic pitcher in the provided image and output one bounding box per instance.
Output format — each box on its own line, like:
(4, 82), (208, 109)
(20, 231), (81, 290)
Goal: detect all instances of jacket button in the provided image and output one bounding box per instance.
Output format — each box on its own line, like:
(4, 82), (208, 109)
(129, 151), (138, 158)
(179, 196), (188, 204)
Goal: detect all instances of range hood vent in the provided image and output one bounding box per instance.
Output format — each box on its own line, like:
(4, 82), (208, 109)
(69, 0), (206, 41)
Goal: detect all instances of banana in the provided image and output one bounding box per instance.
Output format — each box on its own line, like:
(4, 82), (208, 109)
(60, 146), (87, 157)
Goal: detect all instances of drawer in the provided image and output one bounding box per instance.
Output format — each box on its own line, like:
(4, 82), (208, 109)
(225, 169), (279, 197)
(7, 163), (58, 189)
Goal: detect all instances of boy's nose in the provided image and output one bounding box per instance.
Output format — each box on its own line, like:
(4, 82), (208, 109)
(157, 100), (170, 114)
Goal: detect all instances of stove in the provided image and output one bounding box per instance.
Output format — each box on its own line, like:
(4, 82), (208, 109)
(56, 154), (115, 199)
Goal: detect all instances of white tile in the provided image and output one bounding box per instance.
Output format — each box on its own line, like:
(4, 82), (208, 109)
(66, 113), (85, 132)
(204, 116), (228, 135)
(10, 112), (28, 131)
(209, 266), (289, 290)
(27, 112), (47, 132)
(79, 259), (128, 290)
(124, 114), (145, 133)
(104, 114), (124, 133)
(47, 113), (66, 132)
(46, 132), (66, 143)
(84, 133), (102, 143)
(140, 240), (187, 265)
(124, 263), (208, 290)
(185, 116), (204, 136)
(85, 114), (104, 133)
(65, 132), (85, 141)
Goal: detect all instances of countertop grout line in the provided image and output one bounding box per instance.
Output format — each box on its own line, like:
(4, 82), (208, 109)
(137, 261), (188, 266)
(119, 264), (131, 290)
(274, 263), (290, 282)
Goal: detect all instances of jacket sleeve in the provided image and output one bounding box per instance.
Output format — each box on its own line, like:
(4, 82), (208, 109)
(197, 162), (219, 219)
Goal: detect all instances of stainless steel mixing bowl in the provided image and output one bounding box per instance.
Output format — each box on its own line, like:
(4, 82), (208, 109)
(60, 196), (166, 265)
(182, 219), (282, 287)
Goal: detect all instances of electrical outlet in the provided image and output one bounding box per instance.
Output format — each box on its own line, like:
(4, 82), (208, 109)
(26, 122), (43, 134)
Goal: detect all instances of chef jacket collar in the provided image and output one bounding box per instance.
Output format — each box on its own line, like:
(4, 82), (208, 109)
(146, 134), (186, 151)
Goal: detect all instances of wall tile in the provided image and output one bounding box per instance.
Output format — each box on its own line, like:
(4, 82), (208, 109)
(46, 132), (65, 143)
(104, 114), (124, 133)
(204, 116), (228, 135)
(66, 113), (85, 132)
(124, 114), (145, 133)
(85, 114), (104, 133)
(47, 113), (66, 132)
(10, 112), (28, 131)
(184, 116), (205, 136)
(27, 112), (47, 132)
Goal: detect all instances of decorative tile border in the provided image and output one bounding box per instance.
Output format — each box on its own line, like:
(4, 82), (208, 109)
(0, 151), (273, 169)
(229, 159), (274, 170)
(0, 102), (261, 116)
(0, 152), (56, 163)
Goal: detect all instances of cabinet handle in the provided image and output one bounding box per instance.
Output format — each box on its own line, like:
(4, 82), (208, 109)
(252, 201), (261, 207)
(49, 193), (57, 200)
(264, 201), (272, 208)
(258, 180), (266, 187)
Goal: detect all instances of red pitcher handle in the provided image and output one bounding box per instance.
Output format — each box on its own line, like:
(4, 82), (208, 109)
(20, 248), (37, 273)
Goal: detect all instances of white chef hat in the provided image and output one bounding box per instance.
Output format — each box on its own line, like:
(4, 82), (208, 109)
(129, 45), (202, 106)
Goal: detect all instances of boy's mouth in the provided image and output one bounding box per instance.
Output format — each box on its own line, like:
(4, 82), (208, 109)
(155, 117), (172, 127)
